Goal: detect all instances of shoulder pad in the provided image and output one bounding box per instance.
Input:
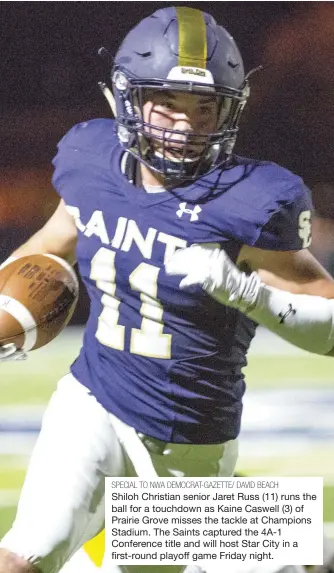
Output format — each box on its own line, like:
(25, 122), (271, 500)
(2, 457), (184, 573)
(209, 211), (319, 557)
(203, 157), (313, 250)
(52, 119), (118, 201)
(57, 119), (117, 154)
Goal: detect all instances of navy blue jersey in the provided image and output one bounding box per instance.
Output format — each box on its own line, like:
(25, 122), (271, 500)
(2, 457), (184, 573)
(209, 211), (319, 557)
(52, 119), (313, 444)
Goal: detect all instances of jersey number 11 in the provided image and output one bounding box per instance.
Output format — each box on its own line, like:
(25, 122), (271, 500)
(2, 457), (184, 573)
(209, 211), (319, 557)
(90, 247), (171, 359)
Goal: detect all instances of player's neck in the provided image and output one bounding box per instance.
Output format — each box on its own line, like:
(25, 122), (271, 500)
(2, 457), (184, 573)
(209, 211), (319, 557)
(139, 163), (166, 188)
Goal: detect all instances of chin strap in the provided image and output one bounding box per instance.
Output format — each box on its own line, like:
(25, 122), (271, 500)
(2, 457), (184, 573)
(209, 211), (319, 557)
(98, 81), (117, 117)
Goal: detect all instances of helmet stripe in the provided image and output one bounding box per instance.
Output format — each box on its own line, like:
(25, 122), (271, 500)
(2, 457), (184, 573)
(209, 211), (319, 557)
(176, 7), (207, 68)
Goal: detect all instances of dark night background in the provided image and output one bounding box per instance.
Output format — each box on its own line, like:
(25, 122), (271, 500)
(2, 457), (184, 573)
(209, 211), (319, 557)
(1, 1), (334, 320)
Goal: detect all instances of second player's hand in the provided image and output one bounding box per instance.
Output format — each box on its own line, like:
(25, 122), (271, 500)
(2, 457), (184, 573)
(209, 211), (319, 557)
(165, 245), (262, 313)
(0, 343), (27, 361)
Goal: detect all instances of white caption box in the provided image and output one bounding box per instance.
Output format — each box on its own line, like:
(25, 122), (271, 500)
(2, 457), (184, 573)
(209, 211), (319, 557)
(105, 477), (323, 570)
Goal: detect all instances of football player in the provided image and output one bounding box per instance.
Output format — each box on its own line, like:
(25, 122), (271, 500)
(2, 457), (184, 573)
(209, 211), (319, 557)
(0, 6), (333, 573)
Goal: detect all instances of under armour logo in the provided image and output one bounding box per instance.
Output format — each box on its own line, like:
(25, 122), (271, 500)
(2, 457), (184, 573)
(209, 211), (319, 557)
(278, 304), (296, 324)
(176, 202), (202, 222)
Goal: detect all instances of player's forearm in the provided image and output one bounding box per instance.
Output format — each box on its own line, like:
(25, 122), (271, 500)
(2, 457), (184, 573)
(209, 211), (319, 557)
(10, 230), (77, 265)
(2, 199), (78, 267)
(166, 246), (334, 357)
(244, 284), (334, 356)
(210, 253), (334, 356)
(207, 265), (334, 356)
(258, 268), (334, 298)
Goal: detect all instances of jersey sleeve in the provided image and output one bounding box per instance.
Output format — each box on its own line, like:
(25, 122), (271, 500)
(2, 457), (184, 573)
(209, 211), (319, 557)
(52, 119), (116, 204)
(254, 183), (313, 251)
(52, 123), (87, 203)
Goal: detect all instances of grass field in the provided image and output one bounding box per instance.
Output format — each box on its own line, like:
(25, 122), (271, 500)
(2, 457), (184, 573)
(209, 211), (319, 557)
(0, 327), (333, 540)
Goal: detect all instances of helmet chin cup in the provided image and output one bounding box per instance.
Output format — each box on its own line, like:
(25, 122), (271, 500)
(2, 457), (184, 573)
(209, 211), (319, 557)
(148, 151), (207, 181)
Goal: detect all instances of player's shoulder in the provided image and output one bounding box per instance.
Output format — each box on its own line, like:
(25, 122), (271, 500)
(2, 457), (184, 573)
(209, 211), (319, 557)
(57, 118), (118, 153)
(229, 156), (312, 250)
(52, 118), (122, 202)
(201, 156), (313, 250)
(231, 155), (309, 204)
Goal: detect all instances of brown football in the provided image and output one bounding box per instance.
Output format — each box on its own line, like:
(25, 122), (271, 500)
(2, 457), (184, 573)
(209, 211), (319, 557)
(0, 254), (79, 351)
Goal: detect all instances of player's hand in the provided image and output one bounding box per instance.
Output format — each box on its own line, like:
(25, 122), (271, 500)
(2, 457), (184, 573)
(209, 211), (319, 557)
(0, 343), (27, 361)
(165, 244), (262, 313)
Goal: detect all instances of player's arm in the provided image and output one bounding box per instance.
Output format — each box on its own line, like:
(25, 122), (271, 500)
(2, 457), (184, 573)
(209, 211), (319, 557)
(238, 245), (334, 298)
(241, 245), (334, 355)
(8, 199), (77, 265)
(239, 244), (334, 356)
(166, 175), (334, 357)
(0, 199), (78, 360)
(165, 245), (334, 357)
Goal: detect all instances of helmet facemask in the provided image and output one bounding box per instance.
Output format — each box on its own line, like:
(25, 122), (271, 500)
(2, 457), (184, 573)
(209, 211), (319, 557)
(109, 67), (249, 184)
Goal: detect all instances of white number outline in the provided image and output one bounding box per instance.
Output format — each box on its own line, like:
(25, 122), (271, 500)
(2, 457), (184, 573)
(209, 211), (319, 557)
(90, 247), (171, 359)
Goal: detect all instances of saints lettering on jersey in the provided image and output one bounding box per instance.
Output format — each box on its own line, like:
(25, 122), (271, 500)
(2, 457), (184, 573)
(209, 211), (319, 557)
(65, 206), (187, 262)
